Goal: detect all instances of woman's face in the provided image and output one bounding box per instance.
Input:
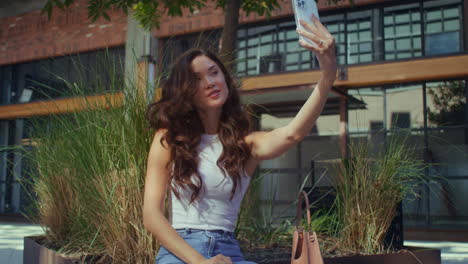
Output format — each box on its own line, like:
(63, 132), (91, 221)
(191, 55), (229, 112)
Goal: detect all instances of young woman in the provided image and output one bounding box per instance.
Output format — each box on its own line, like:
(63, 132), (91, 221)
(143, 15), (337, 264)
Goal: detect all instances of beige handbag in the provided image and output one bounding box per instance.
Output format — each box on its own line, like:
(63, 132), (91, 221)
(291, 191), (324, 264)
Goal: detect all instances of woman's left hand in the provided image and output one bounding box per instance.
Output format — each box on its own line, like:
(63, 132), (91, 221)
(296, 14), (337, 82)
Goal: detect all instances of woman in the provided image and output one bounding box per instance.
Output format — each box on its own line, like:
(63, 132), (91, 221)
(143, 15), (337, 264)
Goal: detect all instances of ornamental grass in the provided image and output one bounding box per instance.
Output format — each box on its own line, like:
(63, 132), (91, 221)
(18, 50), (157, 263)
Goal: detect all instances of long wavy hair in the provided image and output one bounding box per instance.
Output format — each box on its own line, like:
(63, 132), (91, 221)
(147, 48), (252, 204)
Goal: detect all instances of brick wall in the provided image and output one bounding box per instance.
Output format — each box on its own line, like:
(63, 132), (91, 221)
(0, 0), (127, 66)
(0, 0), (396, 66)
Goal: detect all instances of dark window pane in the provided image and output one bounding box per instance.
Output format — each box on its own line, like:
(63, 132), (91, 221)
(427, 80), (466, 127)
(391, 112), (411, 129)
(425, 32), (460, 55)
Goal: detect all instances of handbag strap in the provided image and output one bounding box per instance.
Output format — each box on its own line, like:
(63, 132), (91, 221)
(296, 191), (311, 227)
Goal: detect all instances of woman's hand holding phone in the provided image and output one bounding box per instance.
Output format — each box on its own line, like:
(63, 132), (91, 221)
(296, 15), (337, 82)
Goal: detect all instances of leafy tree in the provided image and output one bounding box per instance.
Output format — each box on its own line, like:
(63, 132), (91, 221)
(428, 80), (466, 126)
(43, 0), (346, 66)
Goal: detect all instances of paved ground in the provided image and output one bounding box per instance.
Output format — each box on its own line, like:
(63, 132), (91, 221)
(1, 222), (468, 264)
(0, 222), (43, 264)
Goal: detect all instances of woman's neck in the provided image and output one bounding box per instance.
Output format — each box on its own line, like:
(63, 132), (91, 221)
(197, 108), (221, 134)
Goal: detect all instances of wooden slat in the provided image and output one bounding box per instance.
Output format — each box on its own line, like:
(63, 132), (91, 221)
(241, 54), (468, 91)
(0, 92), (124, 119)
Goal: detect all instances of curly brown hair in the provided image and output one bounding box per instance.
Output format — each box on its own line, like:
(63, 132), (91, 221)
(147, 48), (252, 204)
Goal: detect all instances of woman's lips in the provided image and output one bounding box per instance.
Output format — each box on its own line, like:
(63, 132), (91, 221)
(208, 90), (220, 98)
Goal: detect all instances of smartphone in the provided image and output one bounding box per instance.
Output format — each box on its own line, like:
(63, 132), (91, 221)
(292, 0), (320, 47)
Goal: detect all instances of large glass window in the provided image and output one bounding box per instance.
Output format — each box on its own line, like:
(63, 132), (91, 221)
(424, 0), (462, 56)
(0, 46), (125, 106)
(346, 10), (373, 64)
(386, 84), (425, 130)
(161, 30), (222, 75)
(0, 66), (13, 105)
(384, 3), (422, 60)
(348, 87), (385, 135)
(322, 14), (346, 65)
(234, 0), (464, 76)
(0, 115), (57, 215)
(348, 79), (468, 228)
(0, 118), (35, 214)
(155, 1), (465, 78)
(423, 80), (467, 226)
(236, 21), (316, 76)
(281, 21), (314, 72)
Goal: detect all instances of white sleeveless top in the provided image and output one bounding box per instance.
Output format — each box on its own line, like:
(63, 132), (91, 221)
(171, 133), (251, 232)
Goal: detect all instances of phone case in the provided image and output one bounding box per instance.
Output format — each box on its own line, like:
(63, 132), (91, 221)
(292, 0), (320, 47)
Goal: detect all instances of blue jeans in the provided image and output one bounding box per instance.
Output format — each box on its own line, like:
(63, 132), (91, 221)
(155, 228), (257, 264)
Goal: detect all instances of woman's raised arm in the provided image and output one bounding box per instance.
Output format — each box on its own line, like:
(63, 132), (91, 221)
(247, 15), (337, 161)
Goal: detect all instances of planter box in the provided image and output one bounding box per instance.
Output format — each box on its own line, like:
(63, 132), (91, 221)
(25, 235), (441, 264)
(23, 236), (75, 264)
(23, 236), (109, 264)
(245, 246), (441, 264)
(324, 247), (441, 264)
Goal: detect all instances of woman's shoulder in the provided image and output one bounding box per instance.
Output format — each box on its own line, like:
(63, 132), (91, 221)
(154, 128), (168, 139)
(147, 129), (172, 169)
(152, 128), (171, 150)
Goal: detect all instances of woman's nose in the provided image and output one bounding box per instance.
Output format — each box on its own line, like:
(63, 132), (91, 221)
(204, 77), (215, 88)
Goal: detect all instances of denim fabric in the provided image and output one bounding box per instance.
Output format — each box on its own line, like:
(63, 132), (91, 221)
(155, 228), (257, 264)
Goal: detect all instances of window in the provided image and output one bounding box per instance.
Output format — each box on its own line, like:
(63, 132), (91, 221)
(424, 0), (462, 55)
(346, 10), (373, 64)
(322, 14), (346, 65)
(233, 0), (464, 76)
(370, 120), (384, 132)
(384, 3), (422, 60)
(236, 21), (316, 76)
(391, 112), (411, 129)
(0, 66), (13, 105)
(426, 80), (466, 127)
(161, 30), (222, 75)
(0, 46), (125, 105)
(348, 87), (385, 134)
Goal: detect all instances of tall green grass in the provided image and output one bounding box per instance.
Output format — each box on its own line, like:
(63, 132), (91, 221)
(16, 51), (157, 263)
(235, 166), (338, 251)
(333, 132), (426, 255)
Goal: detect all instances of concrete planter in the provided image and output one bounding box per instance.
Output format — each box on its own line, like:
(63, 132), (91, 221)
(23, 236), (109, 264)
(23, 236), (75, 264)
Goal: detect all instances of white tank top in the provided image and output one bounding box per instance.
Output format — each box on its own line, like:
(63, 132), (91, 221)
(171, 133), (251, 232)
